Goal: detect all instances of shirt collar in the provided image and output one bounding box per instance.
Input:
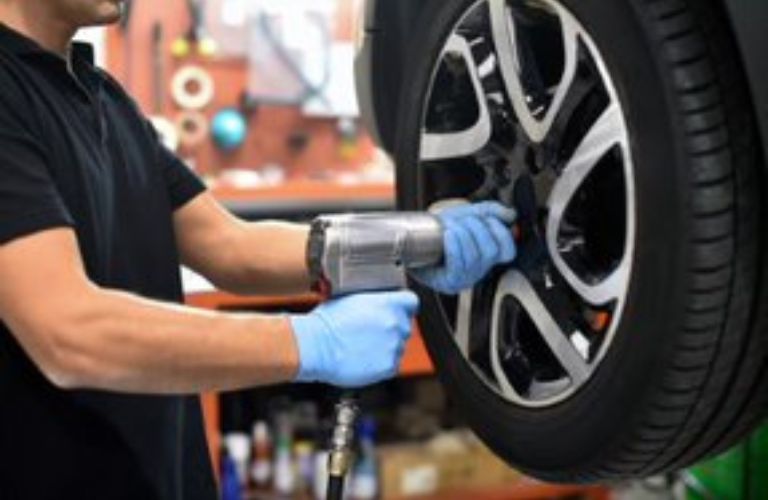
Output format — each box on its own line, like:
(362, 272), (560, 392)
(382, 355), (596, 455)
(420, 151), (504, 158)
(0, 22), (45, 55)
(0, 23), (95, 66)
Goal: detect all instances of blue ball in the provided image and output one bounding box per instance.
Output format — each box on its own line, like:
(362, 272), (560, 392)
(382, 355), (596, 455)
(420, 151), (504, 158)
(211, 108), (247, 151)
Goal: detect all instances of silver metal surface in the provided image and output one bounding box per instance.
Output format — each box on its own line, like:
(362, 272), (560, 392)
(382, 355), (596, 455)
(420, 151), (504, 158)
(545, 103), (631, 307)
(420, 34), (493, 161)
(318, 212), (444, 295)
(328, 397), (360, 477)
(455, 290), (474, 356)
(489, 0), (581, 144)
(490, 270), (589, 406)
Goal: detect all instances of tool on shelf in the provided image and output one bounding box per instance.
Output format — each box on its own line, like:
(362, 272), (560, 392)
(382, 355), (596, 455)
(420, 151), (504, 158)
(172, 0), (217, 58)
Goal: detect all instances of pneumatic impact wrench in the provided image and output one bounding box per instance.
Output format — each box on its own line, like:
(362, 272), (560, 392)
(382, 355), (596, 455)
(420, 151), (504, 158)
(306, 212), (445, 500)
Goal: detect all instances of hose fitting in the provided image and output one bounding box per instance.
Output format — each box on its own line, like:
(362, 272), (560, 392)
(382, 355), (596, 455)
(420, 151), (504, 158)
(327, 395), (360, 478)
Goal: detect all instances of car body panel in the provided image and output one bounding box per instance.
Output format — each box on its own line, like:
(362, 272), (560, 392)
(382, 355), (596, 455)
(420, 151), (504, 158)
(722, 0), (768, 161)
(355, 0), (440, 152)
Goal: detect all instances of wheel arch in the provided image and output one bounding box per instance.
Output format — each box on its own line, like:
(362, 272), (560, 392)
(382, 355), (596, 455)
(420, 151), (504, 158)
(720, 0), (768, 169)
(355, 0), (445, 153)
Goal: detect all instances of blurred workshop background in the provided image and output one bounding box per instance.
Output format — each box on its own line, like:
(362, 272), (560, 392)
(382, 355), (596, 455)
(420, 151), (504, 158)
(74, 1), (767, 499)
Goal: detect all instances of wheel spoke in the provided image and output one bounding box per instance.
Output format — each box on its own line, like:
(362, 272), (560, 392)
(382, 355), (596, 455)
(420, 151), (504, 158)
(546, 103), (628, 305)
(489, 0), (581, 143)
(490, 270), (590, 400)
(454, 290), (474, 356)
(538, 62), (600, 169)
(422, 0), (634, 408)
(420, 34), (493, 161)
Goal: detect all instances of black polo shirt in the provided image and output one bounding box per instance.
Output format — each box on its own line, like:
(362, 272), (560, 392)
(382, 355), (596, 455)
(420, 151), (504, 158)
(0, 24), (216, 500)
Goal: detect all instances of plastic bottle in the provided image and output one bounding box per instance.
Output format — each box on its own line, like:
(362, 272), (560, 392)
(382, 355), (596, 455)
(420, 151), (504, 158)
(313, 450), (330, 500)
(224, 432), (251, 487)
(220, 447), (243, 500)
(294, 440), (315, 495)
(250, 421), (273, 490)
(350, 416), (379, 500)
(273, 426), (296, 496)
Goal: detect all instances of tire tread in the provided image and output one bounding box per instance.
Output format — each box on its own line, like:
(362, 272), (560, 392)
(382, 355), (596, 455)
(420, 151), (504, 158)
(591, 0), (766, 478)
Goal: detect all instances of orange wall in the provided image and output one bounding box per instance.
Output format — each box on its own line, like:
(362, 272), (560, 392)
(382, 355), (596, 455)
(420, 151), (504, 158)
(106, 0), (374, 178)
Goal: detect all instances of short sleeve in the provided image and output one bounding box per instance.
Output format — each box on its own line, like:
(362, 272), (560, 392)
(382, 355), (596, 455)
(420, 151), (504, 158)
(107, 72), (207, 211)
(157, 141), (207, 211)
(0, 124), (74, 245)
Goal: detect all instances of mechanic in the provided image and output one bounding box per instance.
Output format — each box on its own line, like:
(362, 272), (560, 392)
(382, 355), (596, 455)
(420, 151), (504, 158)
(0, 1), (517, 499)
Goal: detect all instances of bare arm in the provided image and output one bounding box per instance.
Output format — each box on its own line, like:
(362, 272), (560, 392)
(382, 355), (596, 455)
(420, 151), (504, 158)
(0, 228), (300, 394)
(174, 192), (312, 296)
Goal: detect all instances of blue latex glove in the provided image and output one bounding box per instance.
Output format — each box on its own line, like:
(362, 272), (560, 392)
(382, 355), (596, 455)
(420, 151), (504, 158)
(413, 201), (517, 295)
(291, 291), (419, 388)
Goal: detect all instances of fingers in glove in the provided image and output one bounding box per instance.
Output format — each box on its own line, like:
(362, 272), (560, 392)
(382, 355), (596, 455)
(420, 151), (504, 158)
(451, 223), (481, 273)
(462, 216), (501, 267)
(485, 217), (517, 263)
(411, 230), (458, 292)
(437, 201), (471, 221)
(444, 227), (468, 276)
(441, 201), (516, 224)
(389, 290), (421, 316)
(474, 201), (517, 224)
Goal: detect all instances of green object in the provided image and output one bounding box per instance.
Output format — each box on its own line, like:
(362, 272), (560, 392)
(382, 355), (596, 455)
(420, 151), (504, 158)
(687, 423), (768, 499)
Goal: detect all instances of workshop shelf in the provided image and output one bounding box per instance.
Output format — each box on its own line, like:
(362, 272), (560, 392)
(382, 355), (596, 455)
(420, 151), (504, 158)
(187, 289), (434, 475)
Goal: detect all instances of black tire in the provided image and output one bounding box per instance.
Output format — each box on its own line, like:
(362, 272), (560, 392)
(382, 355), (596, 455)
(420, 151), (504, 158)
(394, 0), (768, 481)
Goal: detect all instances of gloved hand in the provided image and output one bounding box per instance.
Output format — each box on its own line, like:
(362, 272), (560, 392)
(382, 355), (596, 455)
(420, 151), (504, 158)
(291, 291), (419, 388)
(412, 201), (517, 295)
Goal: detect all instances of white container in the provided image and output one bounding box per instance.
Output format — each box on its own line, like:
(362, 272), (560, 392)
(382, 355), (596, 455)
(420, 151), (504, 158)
(224, 432), (251, 486)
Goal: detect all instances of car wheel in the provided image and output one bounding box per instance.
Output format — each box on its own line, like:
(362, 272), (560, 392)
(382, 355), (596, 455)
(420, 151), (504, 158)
(394, 0), (767, 481)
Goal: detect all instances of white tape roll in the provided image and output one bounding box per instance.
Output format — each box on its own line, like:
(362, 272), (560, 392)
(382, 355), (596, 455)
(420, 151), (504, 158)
(149, 116), (180, 152)
(171, 65), (215, 110)
(176, 111), (209, 148)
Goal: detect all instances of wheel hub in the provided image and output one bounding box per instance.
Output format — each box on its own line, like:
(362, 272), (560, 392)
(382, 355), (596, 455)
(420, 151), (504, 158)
(417, 0), (635, 407)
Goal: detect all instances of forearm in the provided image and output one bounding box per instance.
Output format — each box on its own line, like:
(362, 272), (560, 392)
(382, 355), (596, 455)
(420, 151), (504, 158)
(0, 228), (420, 395)
(221, 220), (311, 296)
(231, 222), (310, 295)
(174, 194), (312, 296)
(47, 286), (300, 394)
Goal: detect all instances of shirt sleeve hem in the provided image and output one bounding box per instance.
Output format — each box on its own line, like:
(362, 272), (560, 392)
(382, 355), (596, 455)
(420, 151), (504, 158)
(169, 181), (207, 212)
(0, 209), (75, 246)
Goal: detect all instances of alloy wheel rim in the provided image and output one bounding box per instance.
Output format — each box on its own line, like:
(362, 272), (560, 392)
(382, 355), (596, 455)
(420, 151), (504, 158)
(417, 0), (635, 408)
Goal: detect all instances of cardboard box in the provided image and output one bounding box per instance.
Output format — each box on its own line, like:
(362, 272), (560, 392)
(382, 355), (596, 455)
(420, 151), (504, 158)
(379, 444), (441, 498)
(378, 437), (521, 498)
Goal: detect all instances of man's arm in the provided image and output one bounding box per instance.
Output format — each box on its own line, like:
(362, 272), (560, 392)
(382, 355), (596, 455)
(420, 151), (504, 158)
(0, 228), (300, 394)
(173, 192), (312, 296)
(0, 227), (418, 394)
